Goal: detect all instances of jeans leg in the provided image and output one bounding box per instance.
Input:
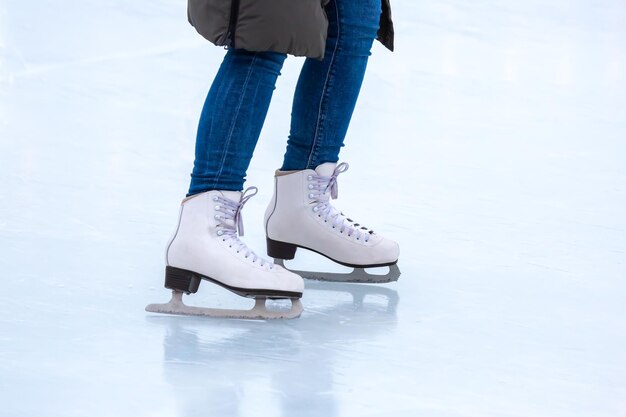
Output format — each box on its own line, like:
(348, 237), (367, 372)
(188, 49), (287, 195)
(280, 0), (381, 171)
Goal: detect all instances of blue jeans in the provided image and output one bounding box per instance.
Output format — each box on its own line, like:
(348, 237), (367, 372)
(188, 0), (381, 195)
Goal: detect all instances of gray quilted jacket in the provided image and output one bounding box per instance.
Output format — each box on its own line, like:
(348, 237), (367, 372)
(187, 0), (394, 60)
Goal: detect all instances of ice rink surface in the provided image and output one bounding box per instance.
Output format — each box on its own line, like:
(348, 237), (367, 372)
(1, 1), (625, 416)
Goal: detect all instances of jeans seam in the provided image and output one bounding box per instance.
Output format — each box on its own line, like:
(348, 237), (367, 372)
(306, 0), (341, 169)
(212, 53), (258, 189)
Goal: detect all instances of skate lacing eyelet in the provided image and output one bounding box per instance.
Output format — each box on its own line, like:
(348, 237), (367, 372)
(212, 187), (275, 268)
(308, 164), (375, 246)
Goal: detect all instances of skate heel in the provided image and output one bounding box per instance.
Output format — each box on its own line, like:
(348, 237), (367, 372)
(266, 237), (297, 260)
(164, 266), (201, 294)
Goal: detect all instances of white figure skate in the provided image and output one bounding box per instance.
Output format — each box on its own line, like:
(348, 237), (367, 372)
(146, 187), (304, 319)
(265, 162), (401, 283)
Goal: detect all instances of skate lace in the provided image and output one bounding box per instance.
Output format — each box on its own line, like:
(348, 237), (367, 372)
(213, 187), (274, 268)
(307, 162), (374, 243)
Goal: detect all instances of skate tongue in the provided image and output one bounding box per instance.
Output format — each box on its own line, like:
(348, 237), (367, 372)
(234, 187), (258, 235)
(315, 162), (349, 199)
(219, 190), (242, 202)
(211, 190), (244, 234)
(314, 162), (337, 177)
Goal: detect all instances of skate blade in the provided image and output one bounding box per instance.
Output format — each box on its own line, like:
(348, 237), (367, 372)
(275, 259), (401, 283)
(145, 291), (303, 320)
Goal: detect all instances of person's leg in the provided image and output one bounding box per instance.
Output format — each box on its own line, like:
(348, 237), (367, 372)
(280, 0), (381, 171)
(265, 0), (399, 276)
(188, 49), (287, 196)
(159, 49), (303, 318)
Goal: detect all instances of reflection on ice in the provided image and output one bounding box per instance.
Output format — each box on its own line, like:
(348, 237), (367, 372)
(149, 283), (399, 417)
